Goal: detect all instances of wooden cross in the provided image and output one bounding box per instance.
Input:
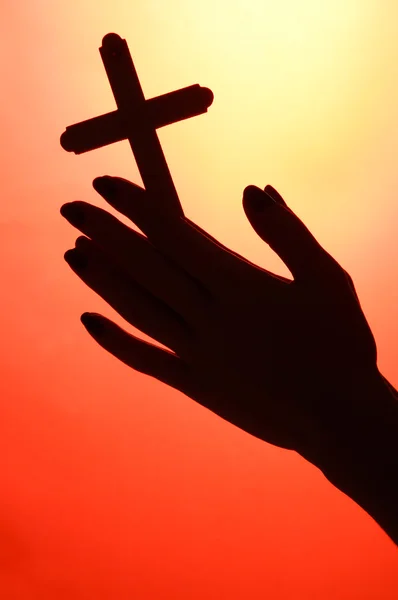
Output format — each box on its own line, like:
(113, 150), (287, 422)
(60, 33), (214, 218)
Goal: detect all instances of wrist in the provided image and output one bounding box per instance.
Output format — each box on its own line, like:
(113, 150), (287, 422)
(318, 369), (398, 544)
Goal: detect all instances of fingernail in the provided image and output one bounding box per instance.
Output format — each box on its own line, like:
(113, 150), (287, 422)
(244, 186), (275, 212)
(64, 249), (87, 269)
(264, 185), (277, 196)
(81, 313), (104, 336)
(60, 203), (84, 226)
(93, 176), (117, 198)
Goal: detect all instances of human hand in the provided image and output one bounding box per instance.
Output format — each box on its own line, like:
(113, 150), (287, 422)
(60, 179), (379, 467)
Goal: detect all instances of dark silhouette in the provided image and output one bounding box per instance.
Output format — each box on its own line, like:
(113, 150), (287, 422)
(60, 33), (213, 219)
(60, 33), (398, 547)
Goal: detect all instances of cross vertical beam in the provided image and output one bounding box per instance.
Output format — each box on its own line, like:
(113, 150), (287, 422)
(60, 33), (214, 219)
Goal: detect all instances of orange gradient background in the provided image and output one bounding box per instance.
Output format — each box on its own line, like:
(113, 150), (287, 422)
(1, 1), (398, 598)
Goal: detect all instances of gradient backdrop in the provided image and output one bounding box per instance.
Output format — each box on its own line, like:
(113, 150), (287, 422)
(1, 1), (398, 598)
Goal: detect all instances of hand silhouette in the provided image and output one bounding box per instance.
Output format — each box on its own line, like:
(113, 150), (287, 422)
(60, 179), (379, 466)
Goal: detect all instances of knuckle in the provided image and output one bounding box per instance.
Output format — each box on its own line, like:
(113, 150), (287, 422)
(330, 261), (356, 291)
(343, 269), (354, 286)
(318, 252), (349, 283)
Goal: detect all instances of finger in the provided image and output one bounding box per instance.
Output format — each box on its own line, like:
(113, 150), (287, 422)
(92, 176), (285, 292)
(264, 184), (288, 208)
(80, 312), (238, 419)
(242, 185), (336, 282)
(184, 216), (291, 285)
(80, 312), (195, 393)
(60, 201), (210, 324)
(64, 238), (192, 355)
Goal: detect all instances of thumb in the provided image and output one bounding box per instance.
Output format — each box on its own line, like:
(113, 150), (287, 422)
(242, 185), (334, 282)
(263, 184), (288, 208)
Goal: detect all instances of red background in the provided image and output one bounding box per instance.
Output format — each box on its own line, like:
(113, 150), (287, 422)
(1, 2), (397, 598)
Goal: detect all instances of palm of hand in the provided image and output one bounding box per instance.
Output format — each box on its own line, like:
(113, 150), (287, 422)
(185, 258), (376, 456)
(61, 179), (378, 463)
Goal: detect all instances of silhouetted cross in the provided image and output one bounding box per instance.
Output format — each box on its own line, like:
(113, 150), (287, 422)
(60, 33), (214, 218)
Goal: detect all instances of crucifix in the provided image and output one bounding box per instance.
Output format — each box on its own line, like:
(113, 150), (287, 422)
(60, 33), (214, 218)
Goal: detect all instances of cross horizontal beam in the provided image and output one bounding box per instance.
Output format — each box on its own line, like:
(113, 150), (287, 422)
(60, 84), (213, 154)
(60, 33), (214, 219)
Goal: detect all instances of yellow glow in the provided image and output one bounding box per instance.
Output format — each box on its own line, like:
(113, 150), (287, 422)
(2, 2), (398, 597)
(40, 0), (398, 364)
